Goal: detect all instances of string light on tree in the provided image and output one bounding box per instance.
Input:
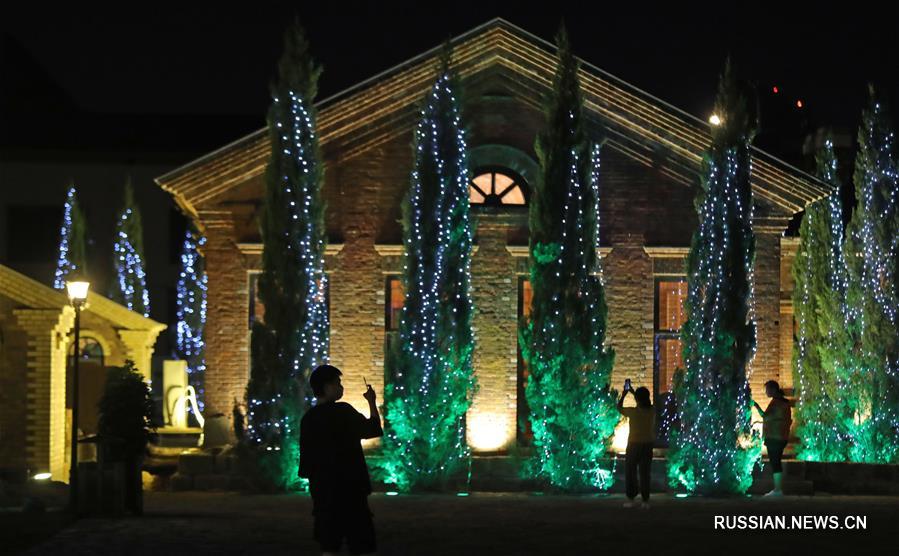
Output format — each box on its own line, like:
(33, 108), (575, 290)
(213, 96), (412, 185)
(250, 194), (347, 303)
(842, 87), (899, 463)
(381, 44), (477, 491)
(112, 181), (150, 317)
(792, 136), (852, 462)
(246, 20), (329, 489)
(519, 27), (618, 492)
(175, 229), (207, 411)
(667, 62), (762, 495)
(54, 185), (88, 289)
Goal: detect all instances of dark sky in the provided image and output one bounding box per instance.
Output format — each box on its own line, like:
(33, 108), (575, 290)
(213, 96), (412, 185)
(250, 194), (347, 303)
(2, 1), (898, 162)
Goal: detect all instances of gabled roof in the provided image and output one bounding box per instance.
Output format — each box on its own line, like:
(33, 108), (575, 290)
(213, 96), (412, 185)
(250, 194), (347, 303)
(0, 264), (165, 333)
(156, 18), (830, 217)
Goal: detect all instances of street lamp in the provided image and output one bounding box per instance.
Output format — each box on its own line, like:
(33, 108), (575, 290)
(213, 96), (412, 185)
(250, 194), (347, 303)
(66, 280), (89, 512)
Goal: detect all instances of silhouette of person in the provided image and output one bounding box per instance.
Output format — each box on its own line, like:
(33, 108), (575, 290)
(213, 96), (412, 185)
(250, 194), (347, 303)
(753, 380), (792, 496)
(617, 381), (655, 509)
(299, 364), (383, 555)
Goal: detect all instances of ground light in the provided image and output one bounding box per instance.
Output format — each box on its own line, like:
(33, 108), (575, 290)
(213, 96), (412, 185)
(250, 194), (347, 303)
(456, 492), (469, 497)
(33, 473), (52, 481)
(675, 493), (690, 498)
(386, 491), (399, 496)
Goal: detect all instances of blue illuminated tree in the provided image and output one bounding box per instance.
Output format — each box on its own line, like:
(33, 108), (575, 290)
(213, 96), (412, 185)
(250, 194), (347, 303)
(175, 228), (207, 411)
(246, 20), (329, 489)
(667, 63), (761, 494)
(381, 46), (477, 491)
(112, 181), (150, 317)
(519, 28), (618, 492)
(54, 185), (88, 289)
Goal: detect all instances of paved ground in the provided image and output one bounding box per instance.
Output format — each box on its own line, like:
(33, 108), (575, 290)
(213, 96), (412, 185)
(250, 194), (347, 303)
(9, 491), (898, 555)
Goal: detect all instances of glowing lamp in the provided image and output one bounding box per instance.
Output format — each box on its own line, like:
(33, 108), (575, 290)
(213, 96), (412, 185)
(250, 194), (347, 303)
(66, 281), (90, 303)
(708, 114), (722, 126)
(772, 86), (779, 94)
(610, 419), (630, 454)
(33, 472), (52, 481)
(468, 413), (509, 452)
(796, 100), (803, 109)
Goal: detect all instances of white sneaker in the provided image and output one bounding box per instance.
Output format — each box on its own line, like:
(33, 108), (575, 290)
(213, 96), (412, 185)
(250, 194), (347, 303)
(763, 490), (783, 497)
(623, 501), (636, 508)
(640, 502), (650, 509)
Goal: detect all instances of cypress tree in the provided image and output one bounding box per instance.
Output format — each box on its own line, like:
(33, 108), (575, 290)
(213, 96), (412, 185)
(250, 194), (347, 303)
(175, 228), (207, 411)
(112, 181), (150, 317)
(667, 63), (761, 494)
(843, 87), (899, 463)
(519, 27), (618, 491)
(381, 46), (477, 491)
(54, 185), (88, 289)
(793, 137), (851, 461)
(246, 20), (329, 488)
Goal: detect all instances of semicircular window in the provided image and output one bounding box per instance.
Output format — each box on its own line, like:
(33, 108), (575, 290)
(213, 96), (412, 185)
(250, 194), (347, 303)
(69, 337), (105, 366)
(469, 169), (527, 206)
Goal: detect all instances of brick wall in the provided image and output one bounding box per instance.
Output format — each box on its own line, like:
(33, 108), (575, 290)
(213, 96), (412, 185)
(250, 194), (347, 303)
(190, 94), (797, 450)
(468, 221), (518, 451)
(200, 212), (249, 423)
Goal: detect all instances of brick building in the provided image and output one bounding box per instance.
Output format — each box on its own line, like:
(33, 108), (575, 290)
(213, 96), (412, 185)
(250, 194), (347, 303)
(155, 19), (827, 452)
(0, 264), (165, 481)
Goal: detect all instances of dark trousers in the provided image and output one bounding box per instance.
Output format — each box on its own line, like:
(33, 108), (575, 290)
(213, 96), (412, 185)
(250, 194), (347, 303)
(766, 439), (787, 473)
(625, 442), (653, 502)
(312, 495), (376, 555)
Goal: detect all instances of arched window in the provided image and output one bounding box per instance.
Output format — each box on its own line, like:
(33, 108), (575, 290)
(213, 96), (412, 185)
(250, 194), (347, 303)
(69, 337), (105, 366)
(469, 169), (527, 206)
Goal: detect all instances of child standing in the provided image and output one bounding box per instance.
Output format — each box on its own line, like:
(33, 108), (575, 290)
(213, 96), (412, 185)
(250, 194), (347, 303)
(299, 364), (383, 556)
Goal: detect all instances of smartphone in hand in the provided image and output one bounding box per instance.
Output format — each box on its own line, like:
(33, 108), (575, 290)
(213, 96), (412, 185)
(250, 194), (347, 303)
(624, 378), (632, 392)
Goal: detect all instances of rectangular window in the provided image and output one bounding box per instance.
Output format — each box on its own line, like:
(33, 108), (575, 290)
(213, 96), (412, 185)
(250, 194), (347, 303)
(517, 277), (533, 445)
(385, 276), (404, 331)
(654, 279), (687, 395)
(249, 272), (330, 329)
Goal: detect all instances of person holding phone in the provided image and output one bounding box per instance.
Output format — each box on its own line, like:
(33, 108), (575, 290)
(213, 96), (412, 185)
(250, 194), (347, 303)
(752, 380), (792, 497)
(617, 379), (655, 508)
(299, 365), (383, 556)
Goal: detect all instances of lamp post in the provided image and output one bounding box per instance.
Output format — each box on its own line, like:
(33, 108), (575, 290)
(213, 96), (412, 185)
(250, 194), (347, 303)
(66, 280), (89, 512)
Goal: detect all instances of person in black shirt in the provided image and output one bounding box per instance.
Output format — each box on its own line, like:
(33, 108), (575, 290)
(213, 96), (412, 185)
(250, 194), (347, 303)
(299, 364), (383, 556)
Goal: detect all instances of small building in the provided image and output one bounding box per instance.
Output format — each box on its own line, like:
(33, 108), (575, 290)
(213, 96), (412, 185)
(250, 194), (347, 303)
(0, 264), (165, 481)
(155, 19), (826, 452)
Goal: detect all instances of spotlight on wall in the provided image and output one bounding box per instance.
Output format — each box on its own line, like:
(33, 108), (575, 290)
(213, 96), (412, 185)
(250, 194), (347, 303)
(468, 413), (510, 452)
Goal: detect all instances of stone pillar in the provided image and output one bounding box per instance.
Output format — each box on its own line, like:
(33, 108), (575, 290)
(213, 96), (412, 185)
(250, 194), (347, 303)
(201, 211), (249, 423)
(468, 222), (517, 452)
(750, 232), (783, 403)
(117, 329), (159, 382)
(604, 233), (654, 389)
(13, 307), (74, 482)
(329, 230), (383, 421)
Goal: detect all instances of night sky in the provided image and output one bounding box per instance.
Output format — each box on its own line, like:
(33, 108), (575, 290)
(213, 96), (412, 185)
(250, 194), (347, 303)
(3, 2), (898, 164)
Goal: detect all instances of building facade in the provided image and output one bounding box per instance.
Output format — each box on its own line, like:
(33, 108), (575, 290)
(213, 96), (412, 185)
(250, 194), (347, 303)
(0, 264), (165, 481)
(156, 20), (827, 452)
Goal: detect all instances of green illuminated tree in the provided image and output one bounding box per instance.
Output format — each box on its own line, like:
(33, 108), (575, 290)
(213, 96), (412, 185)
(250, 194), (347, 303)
(519, 27), (618, 492)
(792, 136), (852, 462)
(843, 87), (899, 463)
(246, 20), (330, 489)
(381, 47), (477, 491)
(667, 62), (761, 494)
